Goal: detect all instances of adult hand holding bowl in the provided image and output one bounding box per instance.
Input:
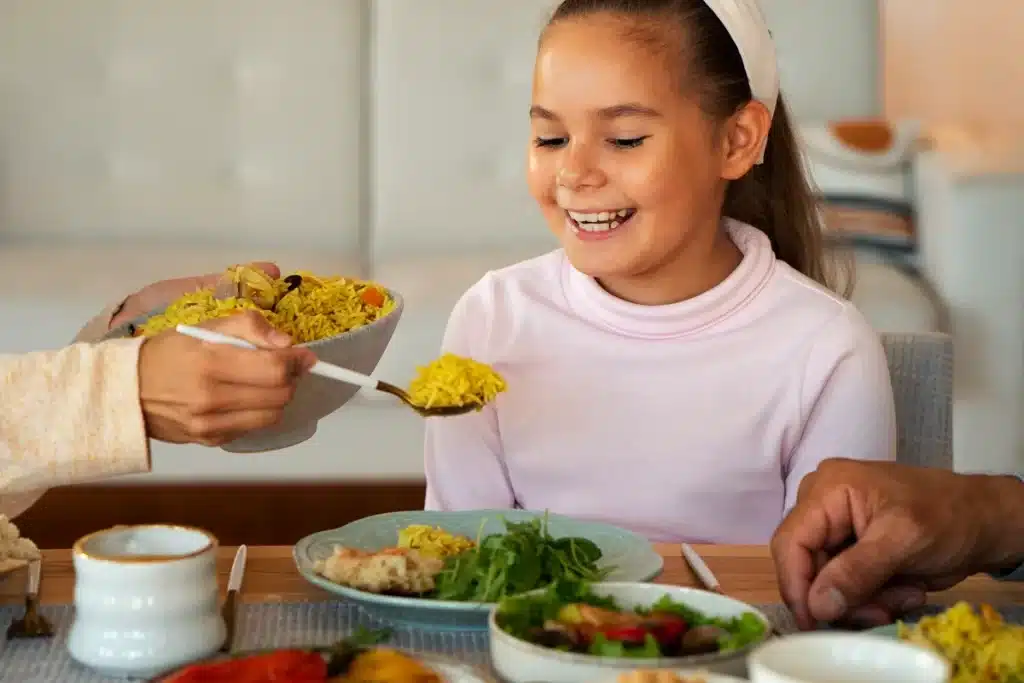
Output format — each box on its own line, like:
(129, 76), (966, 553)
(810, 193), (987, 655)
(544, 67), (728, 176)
(138, 311), (316, 448)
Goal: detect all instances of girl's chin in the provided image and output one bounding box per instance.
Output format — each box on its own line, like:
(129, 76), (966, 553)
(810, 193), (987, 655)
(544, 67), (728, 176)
(561, 246), (638, 281)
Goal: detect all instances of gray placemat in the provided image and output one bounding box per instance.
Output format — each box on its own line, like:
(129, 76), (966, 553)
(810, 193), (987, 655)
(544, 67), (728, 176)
(0, 600), (798, 682)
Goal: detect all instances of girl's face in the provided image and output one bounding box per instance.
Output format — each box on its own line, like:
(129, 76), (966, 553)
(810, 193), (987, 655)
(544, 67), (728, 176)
(527, 15), (746, 304)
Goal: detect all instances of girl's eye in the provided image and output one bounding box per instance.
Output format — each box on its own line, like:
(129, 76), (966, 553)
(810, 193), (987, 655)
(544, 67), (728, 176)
(611, 136), (648, 149)
(534, 136), (567, 148)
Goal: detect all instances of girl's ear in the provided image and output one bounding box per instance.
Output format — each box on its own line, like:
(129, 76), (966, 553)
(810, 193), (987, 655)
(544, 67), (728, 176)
(719, 100), (772, 180)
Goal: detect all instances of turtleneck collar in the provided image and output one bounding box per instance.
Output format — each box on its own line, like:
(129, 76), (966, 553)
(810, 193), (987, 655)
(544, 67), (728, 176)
(562, 219), (777, 340)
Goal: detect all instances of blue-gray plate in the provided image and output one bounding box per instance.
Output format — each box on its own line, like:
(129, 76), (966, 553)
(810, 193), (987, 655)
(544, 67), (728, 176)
(868, 623), (899, 638)
(293, 509), (664, 630)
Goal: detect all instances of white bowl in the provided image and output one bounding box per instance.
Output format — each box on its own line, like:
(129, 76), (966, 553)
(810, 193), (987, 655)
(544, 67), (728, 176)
(489, 582), (773, 683)
(748, 632), (951, 683)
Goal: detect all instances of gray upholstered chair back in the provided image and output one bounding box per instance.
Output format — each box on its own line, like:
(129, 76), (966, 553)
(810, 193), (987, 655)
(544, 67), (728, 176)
(881, 333), (953, 470)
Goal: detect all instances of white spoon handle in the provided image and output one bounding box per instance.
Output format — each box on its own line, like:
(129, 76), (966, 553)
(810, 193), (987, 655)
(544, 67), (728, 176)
(174, 324), (379, 391)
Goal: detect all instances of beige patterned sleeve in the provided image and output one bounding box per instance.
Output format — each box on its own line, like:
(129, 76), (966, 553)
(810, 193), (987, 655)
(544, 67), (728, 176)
(0, 337), (151, 519)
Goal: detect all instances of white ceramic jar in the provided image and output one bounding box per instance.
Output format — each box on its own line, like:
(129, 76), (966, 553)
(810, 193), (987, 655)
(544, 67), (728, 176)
(67, 525), (226, 679)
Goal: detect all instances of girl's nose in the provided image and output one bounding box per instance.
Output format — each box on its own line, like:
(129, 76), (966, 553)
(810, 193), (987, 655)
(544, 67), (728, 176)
(557, 146), (601, 190)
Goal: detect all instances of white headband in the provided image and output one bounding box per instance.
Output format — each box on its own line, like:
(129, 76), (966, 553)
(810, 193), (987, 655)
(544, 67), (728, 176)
(703, 0), (779, 163)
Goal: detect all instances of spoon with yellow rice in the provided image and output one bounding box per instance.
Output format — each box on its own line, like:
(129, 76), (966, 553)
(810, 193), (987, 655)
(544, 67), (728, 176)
(175, 325), (506, 417)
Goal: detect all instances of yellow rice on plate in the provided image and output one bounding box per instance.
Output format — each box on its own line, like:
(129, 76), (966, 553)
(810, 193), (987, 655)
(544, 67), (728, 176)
(136, 265), (396, 344)
(406, 353), (507, 410)
(397, 525), (475, 559)
(898, 602), (1024, 682)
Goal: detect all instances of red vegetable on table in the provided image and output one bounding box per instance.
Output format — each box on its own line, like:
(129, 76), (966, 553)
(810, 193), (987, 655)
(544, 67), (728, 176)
(159, 650), (328, 683)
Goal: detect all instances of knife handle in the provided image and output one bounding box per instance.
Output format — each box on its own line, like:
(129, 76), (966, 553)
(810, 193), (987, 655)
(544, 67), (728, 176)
(220, 589), (238, 652)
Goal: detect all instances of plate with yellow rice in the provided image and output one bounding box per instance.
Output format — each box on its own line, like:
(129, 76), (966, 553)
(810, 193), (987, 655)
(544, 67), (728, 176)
(869, 602), (1024, 682)
(293, 510), (663, 631)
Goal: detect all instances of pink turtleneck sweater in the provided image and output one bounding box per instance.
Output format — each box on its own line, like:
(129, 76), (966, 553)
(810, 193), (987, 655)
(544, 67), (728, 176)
(424, 220), (896, 543)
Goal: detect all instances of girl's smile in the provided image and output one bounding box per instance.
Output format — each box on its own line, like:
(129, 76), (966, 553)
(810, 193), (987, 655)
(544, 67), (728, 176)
(564, 207), (637, 241)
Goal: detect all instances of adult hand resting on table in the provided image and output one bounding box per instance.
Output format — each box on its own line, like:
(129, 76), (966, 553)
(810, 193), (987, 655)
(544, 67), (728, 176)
(138, 311), (316, 447)
(771, 458), (1024, 630)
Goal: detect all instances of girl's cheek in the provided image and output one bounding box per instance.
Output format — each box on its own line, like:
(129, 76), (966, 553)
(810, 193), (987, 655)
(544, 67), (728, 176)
(526, 156), (558, 199)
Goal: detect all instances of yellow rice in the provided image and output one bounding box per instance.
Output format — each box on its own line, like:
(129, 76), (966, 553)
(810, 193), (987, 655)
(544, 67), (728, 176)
(899, 602), (1024, 682)
(137, 269), (396, 344)
(406, 353), (506, 410)
(397, 525), (475, 558)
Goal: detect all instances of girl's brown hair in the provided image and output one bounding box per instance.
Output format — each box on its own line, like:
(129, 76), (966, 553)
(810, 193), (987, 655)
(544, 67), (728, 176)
(547, 0), (845, 295)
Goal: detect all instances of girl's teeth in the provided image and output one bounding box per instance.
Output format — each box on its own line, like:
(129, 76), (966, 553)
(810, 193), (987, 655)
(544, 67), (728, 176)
(573, 219), (622, 233)
(568, 209), (632, 223)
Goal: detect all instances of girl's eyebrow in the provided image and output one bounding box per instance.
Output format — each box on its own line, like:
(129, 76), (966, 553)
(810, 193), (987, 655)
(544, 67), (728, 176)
(529, 105), (558, 120)
(529, 103), (662, 120)
(598, 103), (662, 119)
(528, 103), (663, 120)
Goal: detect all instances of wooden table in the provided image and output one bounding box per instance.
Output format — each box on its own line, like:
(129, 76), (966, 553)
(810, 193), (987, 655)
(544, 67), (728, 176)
(3, 544), (1023, 609)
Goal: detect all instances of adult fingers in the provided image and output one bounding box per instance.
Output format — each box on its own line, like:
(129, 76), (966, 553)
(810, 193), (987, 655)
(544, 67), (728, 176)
(772, 493), (858, 630)
(189, 261), (282, 289)
(186, 408), (287, 446)
(203, 310), (293, 347)
(192, 384), (299, 414)
(772, 518), (823, 629)
(202, 345), (314, 388)
(830, 583), (927, 629)
(806, 524), (907, 623)
(921, 572), (972, 593)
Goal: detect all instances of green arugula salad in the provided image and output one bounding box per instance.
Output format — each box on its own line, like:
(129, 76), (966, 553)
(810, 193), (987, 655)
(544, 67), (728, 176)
(495, 580), (767, 658)
(432, 516), (612, 601)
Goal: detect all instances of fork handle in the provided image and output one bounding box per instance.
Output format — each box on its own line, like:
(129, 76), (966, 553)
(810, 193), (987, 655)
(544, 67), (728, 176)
(174, 325), (379, 390)
(220, 589), (238, 652)
(307, 361), (378, 390)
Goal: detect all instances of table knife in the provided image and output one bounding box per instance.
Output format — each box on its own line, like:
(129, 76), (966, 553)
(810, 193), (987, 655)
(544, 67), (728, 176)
(220, 545), (247, 652)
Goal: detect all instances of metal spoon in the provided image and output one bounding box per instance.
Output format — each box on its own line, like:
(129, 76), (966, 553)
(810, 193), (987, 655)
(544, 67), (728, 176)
(175, 324), (476, 418)
(7, 560), (53, 639)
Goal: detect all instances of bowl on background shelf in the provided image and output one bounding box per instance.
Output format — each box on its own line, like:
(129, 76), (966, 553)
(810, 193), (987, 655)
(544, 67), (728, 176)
(105, 289), (404, 453)
(489, 582), (773, 683)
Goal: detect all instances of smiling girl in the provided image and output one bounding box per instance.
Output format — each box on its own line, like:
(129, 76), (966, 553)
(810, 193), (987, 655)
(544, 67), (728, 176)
(424, 0), (896, 543)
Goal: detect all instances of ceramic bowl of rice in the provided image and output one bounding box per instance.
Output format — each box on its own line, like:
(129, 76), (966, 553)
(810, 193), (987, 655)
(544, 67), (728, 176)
(104, 266), (403, 452)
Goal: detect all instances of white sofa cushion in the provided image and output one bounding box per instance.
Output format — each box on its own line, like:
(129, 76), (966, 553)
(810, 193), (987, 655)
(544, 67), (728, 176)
(0, 0), (365, 249)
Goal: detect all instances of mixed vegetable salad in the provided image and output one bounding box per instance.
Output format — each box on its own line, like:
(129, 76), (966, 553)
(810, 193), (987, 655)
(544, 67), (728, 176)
(495, 580), (767, 658)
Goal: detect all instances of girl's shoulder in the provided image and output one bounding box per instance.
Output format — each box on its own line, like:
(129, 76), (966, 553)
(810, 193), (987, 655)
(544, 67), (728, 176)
(763, 261), (883, 356)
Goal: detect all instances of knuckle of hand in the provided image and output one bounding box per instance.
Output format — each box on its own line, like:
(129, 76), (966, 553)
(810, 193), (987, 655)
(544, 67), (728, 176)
(193, 346), (220, 377)
(191, 381), (219, 414)
(187, 416), (220, 443)
(268, 357), (293, 385)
